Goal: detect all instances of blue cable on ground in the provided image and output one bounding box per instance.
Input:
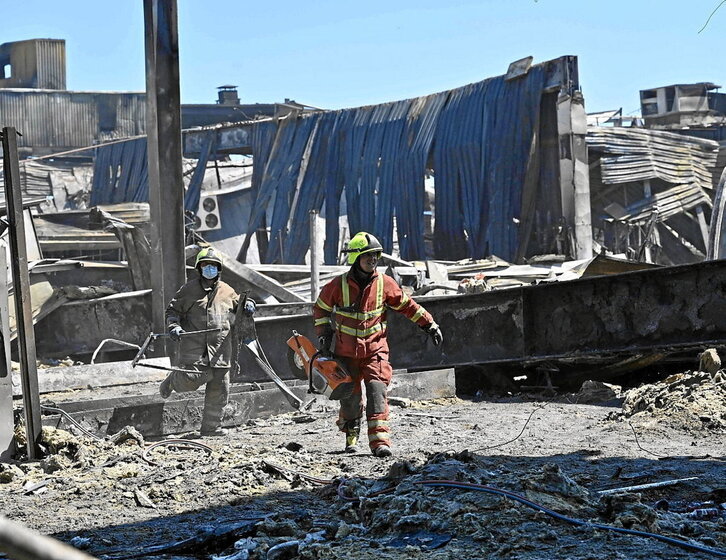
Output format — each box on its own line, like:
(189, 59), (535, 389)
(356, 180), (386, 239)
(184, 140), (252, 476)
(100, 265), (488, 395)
(416, 480), (726, 558)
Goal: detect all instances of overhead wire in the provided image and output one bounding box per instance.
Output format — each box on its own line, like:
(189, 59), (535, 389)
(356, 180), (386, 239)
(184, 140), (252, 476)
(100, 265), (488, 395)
(698, 0), (726, 32)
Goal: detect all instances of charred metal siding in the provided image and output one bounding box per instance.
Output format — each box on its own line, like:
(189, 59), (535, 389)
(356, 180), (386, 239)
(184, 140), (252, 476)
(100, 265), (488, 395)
(34, 39), (67, 90)
(0, 90), (145, 153)
(0, 39), (66, 89)
(243, 60), (556, 264)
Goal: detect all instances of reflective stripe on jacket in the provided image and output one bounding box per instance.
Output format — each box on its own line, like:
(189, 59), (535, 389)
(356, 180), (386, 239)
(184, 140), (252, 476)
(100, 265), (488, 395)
(313, 269), (433, 358)
(165, 279), (240, 368)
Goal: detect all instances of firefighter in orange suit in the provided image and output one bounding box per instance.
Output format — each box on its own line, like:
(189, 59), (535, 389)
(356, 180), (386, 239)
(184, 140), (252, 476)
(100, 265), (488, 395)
(313, 232), (443, 457)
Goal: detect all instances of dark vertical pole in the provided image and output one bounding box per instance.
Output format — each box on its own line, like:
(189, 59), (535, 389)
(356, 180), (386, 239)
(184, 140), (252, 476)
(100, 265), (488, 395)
(1, 127), (41, 460)
(144, 0), (186, 340)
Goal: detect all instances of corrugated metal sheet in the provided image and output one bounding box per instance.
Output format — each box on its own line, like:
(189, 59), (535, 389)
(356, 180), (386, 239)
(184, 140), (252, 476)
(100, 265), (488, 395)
(586, 127), (719, 189)
(87, 58), (569, 265)
(0, 90), (145, 150)
(609, 182), (711, 225)
(241, 61), (549, 264)
(90, 138), (149, 205)
(35, 39), (66, 90)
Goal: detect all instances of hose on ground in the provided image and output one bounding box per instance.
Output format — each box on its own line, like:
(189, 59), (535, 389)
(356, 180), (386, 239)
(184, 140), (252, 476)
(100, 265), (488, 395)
(416, 480), (726, 558)
(40, 405), (105, 441)
(270, 464), (726, 558)
(141, 439), (213, 466)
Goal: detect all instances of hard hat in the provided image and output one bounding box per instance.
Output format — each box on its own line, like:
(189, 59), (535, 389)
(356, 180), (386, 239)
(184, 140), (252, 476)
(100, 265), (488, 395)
(345, 232), (382, 265)
(195, 247), (223, 269)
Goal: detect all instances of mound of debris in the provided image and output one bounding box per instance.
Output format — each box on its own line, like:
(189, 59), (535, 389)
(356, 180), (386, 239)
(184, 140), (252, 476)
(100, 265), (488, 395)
(154, 450), (725, 560)
(622, 370), (726, 431)
(5, 399), (725, 560)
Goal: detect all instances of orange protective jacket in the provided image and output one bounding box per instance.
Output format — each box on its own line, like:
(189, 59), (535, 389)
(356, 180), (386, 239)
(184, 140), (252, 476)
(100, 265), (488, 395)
(313, 269), (434, 359)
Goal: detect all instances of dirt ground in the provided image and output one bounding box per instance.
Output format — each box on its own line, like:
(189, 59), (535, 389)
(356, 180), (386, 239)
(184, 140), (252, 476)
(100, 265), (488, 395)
(1, 370), (725, 560)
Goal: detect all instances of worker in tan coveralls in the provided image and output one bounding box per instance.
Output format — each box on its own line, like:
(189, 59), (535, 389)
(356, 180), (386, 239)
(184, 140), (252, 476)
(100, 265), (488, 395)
(159, 247), (256, 436)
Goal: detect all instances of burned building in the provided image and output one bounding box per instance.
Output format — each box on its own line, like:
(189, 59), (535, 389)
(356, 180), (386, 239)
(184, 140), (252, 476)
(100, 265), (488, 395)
(0, 39), (313, 159)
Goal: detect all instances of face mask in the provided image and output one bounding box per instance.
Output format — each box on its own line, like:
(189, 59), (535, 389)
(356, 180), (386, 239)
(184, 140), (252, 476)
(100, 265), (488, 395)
(201, 264), (219, 279)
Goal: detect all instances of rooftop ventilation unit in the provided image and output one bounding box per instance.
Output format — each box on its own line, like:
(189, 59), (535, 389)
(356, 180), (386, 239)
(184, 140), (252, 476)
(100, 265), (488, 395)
(194, 194), (222, 231)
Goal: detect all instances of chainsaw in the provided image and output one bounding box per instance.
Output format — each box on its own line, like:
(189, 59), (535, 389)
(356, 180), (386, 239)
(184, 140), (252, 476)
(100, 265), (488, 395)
(286, 331), (355, 400)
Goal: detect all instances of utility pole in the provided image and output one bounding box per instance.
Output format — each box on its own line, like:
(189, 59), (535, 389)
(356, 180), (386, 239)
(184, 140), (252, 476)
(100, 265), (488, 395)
(1, 127), (41, 460)
(144, 0), (186, 342)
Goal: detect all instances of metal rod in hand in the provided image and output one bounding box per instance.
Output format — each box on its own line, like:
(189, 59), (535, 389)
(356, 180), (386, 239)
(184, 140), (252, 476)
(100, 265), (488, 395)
(132, 328), (223, 367)
(163, 327), (222, 338)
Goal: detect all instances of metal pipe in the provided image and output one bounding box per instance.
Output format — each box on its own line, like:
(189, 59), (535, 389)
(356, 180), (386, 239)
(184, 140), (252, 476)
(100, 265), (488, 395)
(597, 477), (699, 496)
(91, 339), (142, 364)
(309, 210), (320, 301)
(0, 516), (98, 560)
(2, 126), (42, 460)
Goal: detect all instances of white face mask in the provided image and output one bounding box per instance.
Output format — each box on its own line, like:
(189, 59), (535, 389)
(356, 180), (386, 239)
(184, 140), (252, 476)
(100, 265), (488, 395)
(201, 264), (219, 279)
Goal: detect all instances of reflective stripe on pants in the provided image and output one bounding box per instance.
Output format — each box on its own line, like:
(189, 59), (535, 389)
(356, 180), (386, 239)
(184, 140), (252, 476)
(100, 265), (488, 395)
(335, 352), (393, 450)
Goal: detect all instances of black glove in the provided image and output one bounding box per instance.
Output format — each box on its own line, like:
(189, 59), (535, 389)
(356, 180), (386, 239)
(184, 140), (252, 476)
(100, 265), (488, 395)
(243, 299), (257, 316)
(169, 325), (185, 342)
(318, 329), (333, 357)
(424, 323), (443, 346)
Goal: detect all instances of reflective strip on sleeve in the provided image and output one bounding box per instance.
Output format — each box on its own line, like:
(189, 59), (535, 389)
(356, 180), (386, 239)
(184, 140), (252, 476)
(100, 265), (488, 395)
(367, 419), (389, 429)
(390, 293), (410, 311)
(410, 307), (426, 323)
(314, 317), (331, 326)
(376, 275), (384, 309)
(336, 322), (387, 338)
(341, 273), (350, 308)
(315, 297), (333, 312)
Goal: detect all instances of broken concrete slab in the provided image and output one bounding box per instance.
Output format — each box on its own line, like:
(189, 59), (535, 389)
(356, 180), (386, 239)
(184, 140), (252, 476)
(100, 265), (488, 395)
(13, 358), (170, 396)
(37, 369), (455, 437)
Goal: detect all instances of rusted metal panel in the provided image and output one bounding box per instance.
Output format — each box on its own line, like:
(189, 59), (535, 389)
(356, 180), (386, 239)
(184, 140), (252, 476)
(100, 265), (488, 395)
(35, 290), (153, 357)
(0, 90), (146, 152)
(522, 260), (726, 358)
(35, 260), (726, 378)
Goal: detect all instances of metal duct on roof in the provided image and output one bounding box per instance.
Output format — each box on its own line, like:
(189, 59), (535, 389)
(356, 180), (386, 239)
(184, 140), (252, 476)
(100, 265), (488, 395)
(587, 127), (719, 189)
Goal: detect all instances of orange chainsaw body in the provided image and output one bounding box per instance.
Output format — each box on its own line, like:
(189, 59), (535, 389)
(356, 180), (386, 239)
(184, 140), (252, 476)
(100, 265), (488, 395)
(286, 331), (355, 400)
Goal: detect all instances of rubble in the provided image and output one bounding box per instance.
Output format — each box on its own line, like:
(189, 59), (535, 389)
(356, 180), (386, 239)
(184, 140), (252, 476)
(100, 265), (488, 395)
(575, 380), (622, 403)
(622, 370), (726, 431)
(2, 395), (724, 559)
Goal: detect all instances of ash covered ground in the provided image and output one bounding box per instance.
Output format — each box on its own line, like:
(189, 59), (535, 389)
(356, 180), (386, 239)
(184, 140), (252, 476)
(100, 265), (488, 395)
(1, 370), (725, 560)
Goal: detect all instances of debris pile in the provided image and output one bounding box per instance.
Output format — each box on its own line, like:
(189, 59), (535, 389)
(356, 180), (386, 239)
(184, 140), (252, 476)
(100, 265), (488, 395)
(622, 370), (726, 431)
(3, 399), (725, 559)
